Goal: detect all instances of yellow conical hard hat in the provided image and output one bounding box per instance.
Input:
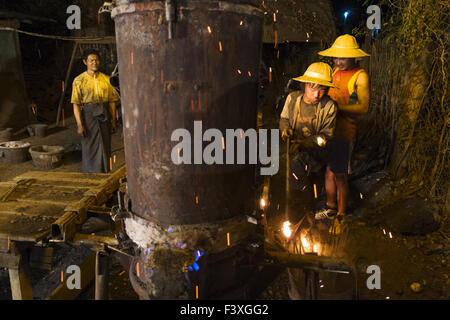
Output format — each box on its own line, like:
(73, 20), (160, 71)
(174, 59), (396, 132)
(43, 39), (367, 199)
(292, 62), (336, 88)
(318, 34), (370, 58)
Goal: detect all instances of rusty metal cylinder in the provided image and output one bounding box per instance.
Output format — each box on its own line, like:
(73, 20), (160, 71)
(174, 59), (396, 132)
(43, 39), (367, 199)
(112, 0), (263, 225)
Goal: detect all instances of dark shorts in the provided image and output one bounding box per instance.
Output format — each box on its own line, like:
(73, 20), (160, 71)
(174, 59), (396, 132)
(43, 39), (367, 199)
(327, 139), (351, 174)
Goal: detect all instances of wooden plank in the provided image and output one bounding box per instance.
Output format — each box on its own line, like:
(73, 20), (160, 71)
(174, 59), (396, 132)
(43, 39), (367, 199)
(73, 233), (118, 247)
(0, 251), (20, 269)
(0, 180), (101, 189)
(29, 247), (54, 270)
(47, 252), (96, 300)
(0, 237), (10, 252)
(0, 212), (55, 242)
(265, 250), (352, 273)
(84, 166), (126, 199)
(0, 201), (65, 219)
(13, 171), (110, 183)
(9, 268), (33, 300)
(5, 185), (90, 205)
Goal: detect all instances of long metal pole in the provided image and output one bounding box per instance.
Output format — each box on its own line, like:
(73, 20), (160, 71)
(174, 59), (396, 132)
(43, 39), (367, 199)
(285, 137), (290, 221)
(95, 250), (109, 300)
(56, 41), (78, 126)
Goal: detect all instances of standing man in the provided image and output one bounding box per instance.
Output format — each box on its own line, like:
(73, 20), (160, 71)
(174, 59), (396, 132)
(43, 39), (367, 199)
(314, 35), (371, 221)
(71, 49), (119, 173)
(280, 62), (337, 222)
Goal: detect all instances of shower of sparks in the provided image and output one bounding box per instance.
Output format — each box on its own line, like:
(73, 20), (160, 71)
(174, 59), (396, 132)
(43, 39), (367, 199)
(113, 154), (116, 163)
(282, 221), (292, 238)
(389, 232), (393, 239)
(237, 69), (242, 74)
(273, 13), (277, 22)
(196, 285), (199, 299)
(313, 244), (319, 253)
(227, 233), (230, 246)
(109, 157), (113, 171)
(383, 229), (386, 235)
(219, 41), (222, 52)
(316, 136), (325, 146)
(313, 184), (317, 198)
(119, 270), (126, 276)
(301, 237), (310, 252)
(260, 198), (266, 208)
(292, 173), (298, 180)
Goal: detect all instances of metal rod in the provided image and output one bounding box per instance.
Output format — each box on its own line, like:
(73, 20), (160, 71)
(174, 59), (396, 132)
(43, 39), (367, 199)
(285, 137), (290, 221)
(56, 42), (78, 126)
(95, 251), (109, 300)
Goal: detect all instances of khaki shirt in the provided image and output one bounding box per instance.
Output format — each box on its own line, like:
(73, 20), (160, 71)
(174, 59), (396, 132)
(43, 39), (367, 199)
(71, 71), (119, 105)
(279, 91), (337, 142)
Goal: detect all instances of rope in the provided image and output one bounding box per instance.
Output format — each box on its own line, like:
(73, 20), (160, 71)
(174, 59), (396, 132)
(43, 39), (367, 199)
(0, 26), (114, 42)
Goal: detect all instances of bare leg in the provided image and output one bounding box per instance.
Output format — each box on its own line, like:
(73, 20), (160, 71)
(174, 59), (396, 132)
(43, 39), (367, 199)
(325, 166), (337, 208)
(335, 173), (348, 215)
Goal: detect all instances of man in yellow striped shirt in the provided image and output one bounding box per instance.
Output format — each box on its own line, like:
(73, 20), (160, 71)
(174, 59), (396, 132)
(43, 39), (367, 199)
(71, 49), (119, 173)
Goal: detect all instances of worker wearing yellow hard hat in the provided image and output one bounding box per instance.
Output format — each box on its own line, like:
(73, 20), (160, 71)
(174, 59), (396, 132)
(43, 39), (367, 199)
(279, 62), (338, 223)
(314, 35), (371, 227)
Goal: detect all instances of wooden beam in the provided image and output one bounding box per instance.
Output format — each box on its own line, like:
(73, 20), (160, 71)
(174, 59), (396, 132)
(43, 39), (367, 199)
(9, 268), (33, 300)
(56, 42), (78, 126)
(29, 247), (54, 271)
(265, 250), (352, 274)
(72, 233), (118, 247)
(47, 252), (96, 300)
(7, 242), (33, 300)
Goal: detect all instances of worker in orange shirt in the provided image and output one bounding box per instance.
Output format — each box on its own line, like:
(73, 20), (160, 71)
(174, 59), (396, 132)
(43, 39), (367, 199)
(314, 35), (371, 222)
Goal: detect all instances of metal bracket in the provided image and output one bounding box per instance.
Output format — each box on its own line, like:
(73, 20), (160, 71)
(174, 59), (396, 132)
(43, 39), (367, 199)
(165, 0), (176, 40)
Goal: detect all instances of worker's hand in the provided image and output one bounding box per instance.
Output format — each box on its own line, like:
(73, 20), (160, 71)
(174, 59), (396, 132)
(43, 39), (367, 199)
(281, 128), (293, 140)
(77, 125), (85, 137)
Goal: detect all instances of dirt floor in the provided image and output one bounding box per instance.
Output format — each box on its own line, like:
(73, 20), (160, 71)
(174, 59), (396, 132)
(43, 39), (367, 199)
(259, 145), (449, 300)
